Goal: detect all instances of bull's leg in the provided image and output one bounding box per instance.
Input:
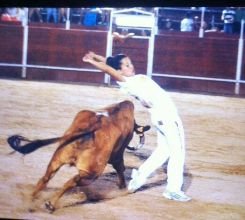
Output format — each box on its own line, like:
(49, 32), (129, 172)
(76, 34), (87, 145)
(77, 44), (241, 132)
(112, 160), (126, 189)
(45, 170), (95, 212)
(32, 158), (64, 199)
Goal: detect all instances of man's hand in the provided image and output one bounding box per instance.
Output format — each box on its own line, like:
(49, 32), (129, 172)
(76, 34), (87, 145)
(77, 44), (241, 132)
(82, 52), (94, 63)
(113, 32), (135, 43)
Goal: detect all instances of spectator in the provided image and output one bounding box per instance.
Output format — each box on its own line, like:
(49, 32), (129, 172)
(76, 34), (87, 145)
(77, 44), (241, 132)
(180, 12), (194, 32)
(59, 8), (67, 23)
(46, 8), (58, 23)
(83, 8), (102, 26)
(193, 16), (200, 31)
(1, 8), (12, 21)
(221, 7), (236, 34)
(17, 8), (27, 24)
(28, 8), (43, 22)
(6, 7), (19, 20)
(101, 9), (110, 25)
(165, 18), (174, 31)
(1, 7), (26, 23)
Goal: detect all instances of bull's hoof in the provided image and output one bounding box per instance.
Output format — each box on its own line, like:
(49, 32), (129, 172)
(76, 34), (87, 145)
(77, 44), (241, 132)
(45, 201), (55, 213)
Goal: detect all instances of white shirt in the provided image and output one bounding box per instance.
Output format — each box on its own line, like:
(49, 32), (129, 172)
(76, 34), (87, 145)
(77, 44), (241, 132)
(180, 18), (194, 32)
(117, 74), (180, 124)
(221, 9), (236, 24)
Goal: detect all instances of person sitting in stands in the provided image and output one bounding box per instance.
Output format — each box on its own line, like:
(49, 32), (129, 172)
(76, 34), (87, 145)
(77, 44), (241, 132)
(165, 18), (174, 31)
(1, 7), (25, 22)
(59, 8), (67, 23)
(221, 7), (236, 34)
(1, 8), (13, 21)
(46, 8), (58, 23)
(180, 12), (194, 32)
(28, 8), (43, 22)
(83, 8), (102, 26)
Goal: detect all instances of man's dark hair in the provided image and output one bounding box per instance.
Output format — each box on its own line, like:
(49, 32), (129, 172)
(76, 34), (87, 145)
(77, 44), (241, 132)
(106, 54), (127, 70)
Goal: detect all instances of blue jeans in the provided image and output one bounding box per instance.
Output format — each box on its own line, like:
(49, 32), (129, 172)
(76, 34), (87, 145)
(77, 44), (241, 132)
(223, 23), (233, 34)
(47, 8), (58, 23)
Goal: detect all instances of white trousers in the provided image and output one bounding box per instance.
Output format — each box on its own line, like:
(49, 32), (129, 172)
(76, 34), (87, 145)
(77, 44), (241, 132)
(137, 118), (186, 192)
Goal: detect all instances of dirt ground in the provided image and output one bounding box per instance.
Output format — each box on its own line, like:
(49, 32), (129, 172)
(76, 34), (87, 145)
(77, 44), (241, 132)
(0, 79), (244, 220)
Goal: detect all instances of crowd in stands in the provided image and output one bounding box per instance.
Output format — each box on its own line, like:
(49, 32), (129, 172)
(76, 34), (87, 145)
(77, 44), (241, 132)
(0, 8), (108, 26)
(159, 7), (245, 34)
(0, 7), (244, 34)
(0, 8), (27, 23)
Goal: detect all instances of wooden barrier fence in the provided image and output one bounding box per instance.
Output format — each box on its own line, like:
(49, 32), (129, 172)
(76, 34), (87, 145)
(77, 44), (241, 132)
(0, 22), (244, 96)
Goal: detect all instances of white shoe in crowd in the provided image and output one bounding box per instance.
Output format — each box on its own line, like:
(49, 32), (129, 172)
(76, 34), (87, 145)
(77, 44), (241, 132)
(163, 190), (191, 202)
(128, 169), (146, 193)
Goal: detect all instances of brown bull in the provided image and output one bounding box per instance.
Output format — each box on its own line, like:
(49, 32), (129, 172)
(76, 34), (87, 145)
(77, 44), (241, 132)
(7, 100), (150, 212)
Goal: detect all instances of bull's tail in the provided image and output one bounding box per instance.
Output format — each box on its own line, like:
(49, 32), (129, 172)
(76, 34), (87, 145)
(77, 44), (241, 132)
(7, 115), (103, 155)
(7, 129), (98, 155)
(7, 135), (61, 155)
(8, 121), (151, 154)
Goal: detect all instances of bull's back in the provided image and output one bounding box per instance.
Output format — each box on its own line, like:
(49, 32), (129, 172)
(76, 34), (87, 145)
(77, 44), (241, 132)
(53, 100), (135, 175)
(76, 101), (135, 174)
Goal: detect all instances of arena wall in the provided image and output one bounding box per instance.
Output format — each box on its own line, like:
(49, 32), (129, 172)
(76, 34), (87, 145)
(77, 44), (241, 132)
(0, 22), (244, 96)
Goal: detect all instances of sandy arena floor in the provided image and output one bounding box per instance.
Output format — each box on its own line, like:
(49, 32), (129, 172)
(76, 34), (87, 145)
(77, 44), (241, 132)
(0, 79), (244, 220)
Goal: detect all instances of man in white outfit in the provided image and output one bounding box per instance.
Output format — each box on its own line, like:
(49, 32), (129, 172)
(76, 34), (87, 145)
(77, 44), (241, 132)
(180, 11), (194, 32)
(83, 52), (191, 202)
(221, 7), (236, 34)
(118, 74), (189, 201)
